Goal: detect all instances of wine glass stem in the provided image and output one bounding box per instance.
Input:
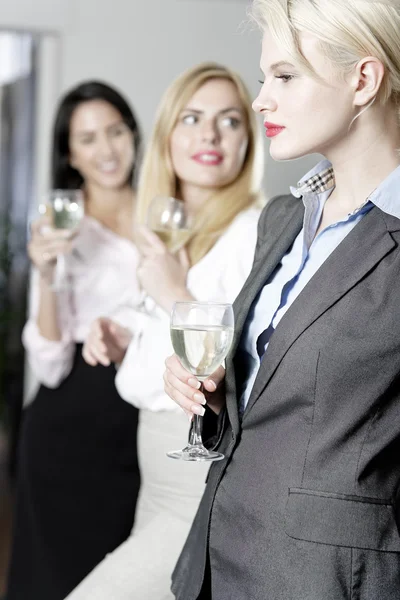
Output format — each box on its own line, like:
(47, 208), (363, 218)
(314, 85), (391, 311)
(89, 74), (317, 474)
(189, 383), (205, 448)
(189, 414), (204, 447)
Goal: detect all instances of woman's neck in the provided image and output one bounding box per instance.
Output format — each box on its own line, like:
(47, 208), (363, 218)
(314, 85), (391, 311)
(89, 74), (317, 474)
(325, 107), (400, 214)
(84, 184), (135, 239)
(178, 182), (213, 217)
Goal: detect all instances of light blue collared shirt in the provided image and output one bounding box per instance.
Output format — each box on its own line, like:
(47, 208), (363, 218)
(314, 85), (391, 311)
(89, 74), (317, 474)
(239, 159), (400, 413)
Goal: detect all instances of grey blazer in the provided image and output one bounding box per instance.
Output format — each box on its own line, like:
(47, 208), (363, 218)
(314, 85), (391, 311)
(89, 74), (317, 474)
(171, 194), (400, 600)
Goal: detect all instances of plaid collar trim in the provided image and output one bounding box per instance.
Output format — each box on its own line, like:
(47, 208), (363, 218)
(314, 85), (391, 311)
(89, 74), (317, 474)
(295, 166), (335, 196)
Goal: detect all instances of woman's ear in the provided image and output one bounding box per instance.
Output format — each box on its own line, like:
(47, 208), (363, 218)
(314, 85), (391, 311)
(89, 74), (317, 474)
(352, 56), (384, 108)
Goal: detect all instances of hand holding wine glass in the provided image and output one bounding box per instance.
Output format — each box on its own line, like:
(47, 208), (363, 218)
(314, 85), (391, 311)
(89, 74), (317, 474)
(164, 354), (226, 419)
(136, 225), (191, 312)
(28, 216), (76, 284)
(167, 301), (234, 462)
(37, 189), (85, 289)
(132, 196), (191, 314)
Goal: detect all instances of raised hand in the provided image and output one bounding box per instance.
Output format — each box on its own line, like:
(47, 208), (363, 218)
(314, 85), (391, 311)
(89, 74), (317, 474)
(82, 317), (133, 367)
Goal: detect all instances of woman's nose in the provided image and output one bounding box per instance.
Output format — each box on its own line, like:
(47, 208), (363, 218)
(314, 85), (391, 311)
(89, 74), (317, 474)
(97, 135), (115, 158)
(200, 120), (220, 144)
(252, 86), (277, 114)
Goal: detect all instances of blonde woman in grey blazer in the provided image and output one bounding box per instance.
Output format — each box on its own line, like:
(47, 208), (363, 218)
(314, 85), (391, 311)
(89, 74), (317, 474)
(164, 1), (400, 599)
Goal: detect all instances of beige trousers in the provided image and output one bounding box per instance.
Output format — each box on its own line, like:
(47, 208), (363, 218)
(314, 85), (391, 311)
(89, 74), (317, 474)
(65, 409), (209, 600)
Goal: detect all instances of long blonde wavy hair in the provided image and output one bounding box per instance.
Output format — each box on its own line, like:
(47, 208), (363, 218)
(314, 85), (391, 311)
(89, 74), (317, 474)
(136, 62), (264, 266)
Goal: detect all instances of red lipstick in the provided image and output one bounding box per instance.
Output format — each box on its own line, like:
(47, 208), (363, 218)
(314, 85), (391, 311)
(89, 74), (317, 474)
(264, 121), (285, 138)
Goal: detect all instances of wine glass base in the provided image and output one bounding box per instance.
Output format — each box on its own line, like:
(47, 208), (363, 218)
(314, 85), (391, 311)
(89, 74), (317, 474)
(167, 447), (225, 462)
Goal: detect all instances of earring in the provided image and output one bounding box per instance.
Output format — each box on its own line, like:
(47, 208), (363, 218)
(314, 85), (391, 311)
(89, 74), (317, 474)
(348, 96), (377, 130)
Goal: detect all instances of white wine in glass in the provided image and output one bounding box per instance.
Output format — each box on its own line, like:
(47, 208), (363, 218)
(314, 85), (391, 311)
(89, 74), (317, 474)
(152, 228), (190, 254)
(168, 301), (234, 462)
(147, 196), (190, 253)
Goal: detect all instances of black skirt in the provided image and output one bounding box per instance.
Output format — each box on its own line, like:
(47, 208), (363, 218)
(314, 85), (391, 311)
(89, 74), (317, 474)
(6, 345), (140, 600)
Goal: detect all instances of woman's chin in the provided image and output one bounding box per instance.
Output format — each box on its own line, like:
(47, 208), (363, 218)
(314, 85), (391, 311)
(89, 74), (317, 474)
(269, 142), (307, 163)
(92, 173), (131, 191)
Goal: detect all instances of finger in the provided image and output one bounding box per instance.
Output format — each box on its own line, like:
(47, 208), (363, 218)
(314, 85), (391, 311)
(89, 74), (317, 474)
(39, 227), (76, 241)
(33, 239), (74, 255)
(88, 342), (111, 367)
(135, 226), (158, 255)
(161, 374), (192, 420)
(82, 345), (98, 366)
(30, 215), (52, 235)
(29, 243), (57, 262)
(137, 225), (166, 255)
(165, 354), (197, 384)
(203, 365), (226, 391)
(93, 336), (109, 356)
(85, 327), (109, 362)
(60, 227), (80, 239)
(87, 327), (109, 356)
(164, 369), (205, 403)
(92, 318), (108, 339)
(28, 252), (56, 269)
(164, 376), (206, 416)
(177, 247), (190, 270)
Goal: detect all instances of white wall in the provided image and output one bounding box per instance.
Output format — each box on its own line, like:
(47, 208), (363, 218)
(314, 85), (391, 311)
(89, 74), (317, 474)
(0, 0), (320, 197)
(0, 0), (71, 32)
(60, 0), (320, 197)
(62, 0), (261, 140)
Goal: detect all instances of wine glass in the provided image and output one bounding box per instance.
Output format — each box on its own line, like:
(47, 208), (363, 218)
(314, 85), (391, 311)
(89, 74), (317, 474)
(168, 301), (234, 462)
(147, 196), (191, 254)
(39, 189), (84, 289)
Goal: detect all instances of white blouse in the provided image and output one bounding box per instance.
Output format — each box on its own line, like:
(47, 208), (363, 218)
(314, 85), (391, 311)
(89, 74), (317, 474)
(23, 216), (141, 389)
(114, 207), (261, 412)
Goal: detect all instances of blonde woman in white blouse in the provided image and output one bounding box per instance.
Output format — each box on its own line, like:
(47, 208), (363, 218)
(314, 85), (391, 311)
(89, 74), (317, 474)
(69, 63), (265, 600)
(7, 82), (143, 600)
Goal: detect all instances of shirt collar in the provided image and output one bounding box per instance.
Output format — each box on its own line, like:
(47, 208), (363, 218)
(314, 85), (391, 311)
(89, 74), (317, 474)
(290, 159), (335, 198)
(290, 159), (400, 220)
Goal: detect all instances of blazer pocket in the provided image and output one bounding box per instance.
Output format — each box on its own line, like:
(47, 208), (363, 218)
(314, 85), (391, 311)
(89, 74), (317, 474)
(285, 487), (400, 552)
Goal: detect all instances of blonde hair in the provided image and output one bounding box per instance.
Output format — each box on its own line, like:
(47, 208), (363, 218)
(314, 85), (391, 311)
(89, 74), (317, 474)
(136, 62), (264, 265)
(251, 0), (400, 115)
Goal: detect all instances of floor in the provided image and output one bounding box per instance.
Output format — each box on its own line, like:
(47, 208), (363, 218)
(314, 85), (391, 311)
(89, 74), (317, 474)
(0, 424), (13, 596)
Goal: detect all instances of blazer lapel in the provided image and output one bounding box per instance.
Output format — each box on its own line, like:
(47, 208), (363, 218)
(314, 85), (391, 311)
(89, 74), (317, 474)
(232, 200), (305, 355)
(225, 200), (304, 435)
(242, 207), (397, 421)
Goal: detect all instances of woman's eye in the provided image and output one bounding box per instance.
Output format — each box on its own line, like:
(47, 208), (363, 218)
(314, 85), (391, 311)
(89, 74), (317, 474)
(111, 129), (124, 138)
(111, 124), (128, 137)
(221, 117), (241, 129)
(258, 79), (265, 85)
(182, 114), (197, 125)
(80, 137), (94, 145)
(275, 74), (294, 83)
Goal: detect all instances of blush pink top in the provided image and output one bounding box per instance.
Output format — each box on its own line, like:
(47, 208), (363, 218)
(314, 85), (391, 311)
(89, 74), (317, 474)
(22, 216), (141, 388)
